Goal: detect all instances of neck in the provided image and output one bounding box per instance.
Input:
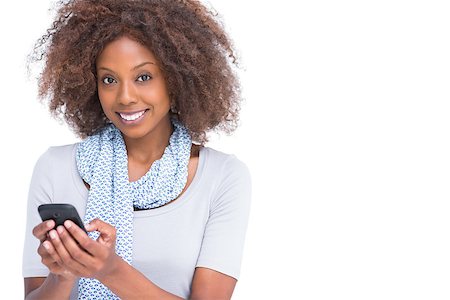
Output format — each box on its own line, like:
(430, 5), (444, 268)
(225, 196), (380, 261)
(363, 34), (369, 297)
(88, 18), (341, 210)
(123, 116), (174, 165)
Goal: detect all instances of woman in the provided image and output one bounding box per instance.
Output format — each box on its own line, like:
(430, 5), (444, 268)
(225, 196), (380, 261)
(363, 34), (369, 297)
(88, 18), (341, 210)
(22, 0), (251, 299)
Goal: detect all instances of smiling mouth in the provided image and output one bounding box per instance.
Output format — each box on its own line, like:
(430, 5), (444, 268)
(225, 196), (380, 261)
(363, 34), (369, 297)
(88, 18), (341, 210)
(117, 109), (149, 122)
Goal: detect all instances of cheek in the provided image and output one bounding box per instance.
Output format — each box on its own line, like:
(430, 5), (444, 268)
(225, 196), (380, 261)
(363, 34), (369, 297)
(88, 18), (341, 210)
(142, 85), (171, 106)
(155, 82), (171, 103)
(97, 89), (114, 114)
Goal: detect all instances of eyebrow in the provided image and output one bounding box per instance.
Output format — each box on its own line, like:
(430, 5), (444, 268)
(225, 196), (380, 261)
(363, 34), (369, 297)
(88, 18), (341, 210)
(98, 61), (156, 73)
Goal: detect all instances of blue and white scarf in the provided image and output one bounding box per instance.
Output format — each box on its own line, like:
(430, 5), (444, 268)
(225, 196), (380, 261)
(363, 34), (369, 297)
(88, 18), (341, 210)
(76, 117), (192, 299)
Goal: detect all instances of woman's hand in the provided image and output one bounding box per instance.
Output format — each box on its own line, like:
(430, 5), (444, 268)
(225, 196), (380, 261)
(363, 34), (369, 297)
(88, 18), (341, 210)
(47, 218), (119, 281)
(32, 220), (77, 281)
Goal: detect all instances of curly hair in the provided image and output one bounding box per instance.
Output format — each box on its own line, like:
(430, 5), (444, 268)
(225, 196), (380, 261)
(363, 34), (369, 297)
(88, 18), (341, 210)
(30, 0), (242, 144)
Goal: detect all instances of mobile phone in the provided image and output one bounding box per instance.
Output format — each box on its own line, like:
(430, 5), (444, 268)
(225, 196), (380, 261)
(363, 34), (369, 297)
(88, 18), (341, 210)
(38, 204), (87, 233)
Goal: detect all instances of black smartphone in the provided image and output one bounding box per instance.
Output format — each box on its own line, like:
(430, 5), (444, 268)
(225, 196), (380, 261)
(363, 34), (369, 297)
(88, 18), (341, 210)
(38, 204), (87, 233)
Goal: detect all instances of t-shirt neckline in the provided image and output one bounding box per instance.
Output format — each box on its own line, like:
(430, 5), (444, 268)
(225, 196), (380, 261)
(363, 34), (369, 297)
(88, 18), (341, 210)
(71, 144), (207, 217)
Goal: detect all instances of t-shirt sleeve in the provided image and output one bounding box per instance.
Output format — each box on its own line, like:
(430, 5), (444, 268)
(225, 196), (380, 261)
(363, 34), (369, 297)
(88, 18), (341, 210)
(195, 155), (252, 280)
(22, 149), (54, 278)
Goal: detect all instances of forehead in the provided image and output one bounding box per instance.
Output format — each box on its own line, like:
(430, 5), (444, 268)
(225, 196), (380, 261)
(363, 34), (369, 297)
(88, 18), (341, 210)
(96, 36), (158, 68)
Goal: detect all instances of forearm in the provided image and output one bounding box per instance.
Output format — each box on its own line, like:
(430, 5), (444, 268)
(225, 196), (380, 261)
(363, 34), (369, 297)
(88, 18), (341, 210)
(25, 274), (76, 300)
(98, 256), (184, 300)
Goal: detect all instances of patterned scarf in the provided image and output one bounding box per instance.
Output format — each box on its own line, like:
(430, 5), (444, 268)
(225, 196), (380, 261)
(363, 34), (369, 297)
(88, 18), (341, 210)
(76, 117), (192, 299)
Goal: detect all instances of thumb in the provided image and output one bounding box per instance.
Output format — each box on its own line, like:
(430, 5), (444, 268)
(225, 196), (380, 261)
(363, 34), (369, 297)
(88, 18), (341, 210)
(86, 219), (116, 244)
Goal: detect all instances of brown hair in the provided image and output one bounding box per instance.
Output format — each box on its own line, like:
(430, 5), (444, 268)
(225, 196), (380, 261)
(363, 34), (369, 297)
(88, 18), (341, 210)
(30, 0), (242, 144)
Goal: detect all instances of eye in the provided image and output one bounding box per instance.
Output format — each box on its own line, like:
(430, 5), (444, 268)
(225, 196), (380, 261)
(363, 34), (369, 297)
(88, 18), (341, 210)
(137, 74), (152, 82)
(102, 76), (116, 85)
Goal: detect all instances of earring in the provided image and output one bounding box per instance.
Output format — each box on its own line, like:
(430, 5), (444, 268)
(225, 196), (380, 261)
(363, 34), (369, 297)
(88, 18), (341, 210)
(170, 103), (180, 115)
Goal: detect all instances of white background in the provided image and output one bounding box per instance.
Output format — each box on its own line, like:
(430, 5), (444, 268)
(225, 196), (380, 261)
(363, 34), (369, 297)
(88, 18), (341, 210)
(1, 0), (450, 299)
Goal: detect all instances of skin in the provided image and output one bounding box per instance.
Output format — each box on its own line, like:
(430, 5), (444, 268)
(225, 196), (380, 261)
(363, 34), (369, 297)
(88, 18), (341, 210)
(24, 36), (237, 299)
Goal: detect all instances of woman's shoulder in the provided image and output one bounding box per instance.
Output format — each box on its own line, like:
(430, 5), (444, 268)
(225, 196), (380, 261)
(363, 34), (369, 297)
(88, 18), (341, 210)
(29, 143), (82, 201)
(201, 145), (238, 163)
(199, 146), (251, 214)
(200, 146), (251, 181)
(37, 143), (78, 165)
(33, 143), (79, 178)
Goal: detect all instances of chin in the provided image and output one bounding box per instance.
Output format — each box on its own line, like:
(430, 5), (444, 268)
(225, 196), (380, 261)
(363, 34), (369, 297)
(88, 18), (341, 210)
(116, 125), (153, 140)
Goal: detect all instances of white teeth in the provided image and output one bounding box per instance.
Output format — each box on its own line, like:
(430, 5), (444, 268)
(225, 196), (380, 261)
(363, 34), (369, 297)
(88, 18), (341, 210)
(119, 110), (145, 121)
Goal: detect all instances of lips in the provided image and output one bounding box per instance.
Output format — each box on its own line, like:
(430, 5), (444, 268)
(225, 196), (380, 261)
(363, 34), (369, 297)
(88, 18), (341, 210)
(117, 109), (148, 121)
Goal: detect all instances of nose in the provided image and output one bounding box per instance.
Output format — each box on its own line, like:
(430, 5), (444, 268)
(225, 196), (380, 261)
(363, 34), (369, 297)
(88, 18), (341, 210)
(117, 80), (138, 106)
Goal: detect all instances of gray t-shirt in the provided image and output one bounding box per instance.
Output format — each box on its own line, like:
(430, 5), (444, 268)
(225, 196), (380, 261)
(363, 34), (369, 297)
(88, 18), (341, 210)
(22, 144), (251, 299)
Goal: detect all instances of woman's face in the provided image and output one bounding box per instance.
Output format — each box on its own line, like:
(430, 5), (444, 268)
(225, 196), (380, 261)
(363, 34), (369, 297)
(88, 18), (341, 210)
(96, 36), (171, 140)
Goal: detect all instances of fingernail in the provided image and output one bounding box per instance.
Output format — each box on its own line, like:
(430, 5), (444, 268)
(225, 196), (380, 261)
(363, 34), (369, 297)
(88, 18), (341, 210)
(85, 224), (92, 230)
(64, 220), (72, 228)
(43, 241), (50, 250)
(57, 226), (64, 234)
(49, 230), (57, 239)
(47, 220), (54, 228)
